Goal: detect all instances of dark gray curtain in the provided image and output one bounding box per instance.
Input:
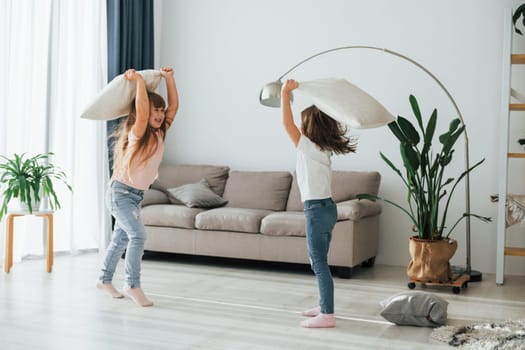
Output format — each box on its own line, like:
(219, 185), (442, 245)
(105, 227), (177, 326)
(106, 0), (154, 175)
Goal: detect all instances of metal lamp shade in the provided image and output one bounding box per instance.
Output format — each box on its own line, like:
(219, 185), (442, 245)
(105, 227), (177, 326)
(259, 80), (293, 107)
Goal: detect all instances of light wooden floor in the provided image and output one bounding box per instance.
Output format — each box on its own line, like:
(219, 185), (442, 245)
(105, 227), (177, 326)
(1, 252), (524, 350)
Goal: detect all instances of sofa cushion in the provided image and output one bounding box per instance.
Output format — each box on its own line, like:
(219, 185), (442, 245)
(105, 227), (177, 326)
(195, 207), (273, 233)
(167, 179), (228, 208)
(141, 204), (206, 229)
(151, 164), (230, 196)
(142, 189), (170, 207)
(286, 171), (382, 211)
(260, 212), (306, 237)
(222, 171), (292, 211)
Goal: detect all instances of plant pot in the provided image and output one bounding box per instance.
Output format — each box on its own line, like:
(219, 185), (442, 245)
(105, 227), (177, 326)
(12, 191), (42, 213)
(407, 236), (457, 283)
(18, 199), (41, 213)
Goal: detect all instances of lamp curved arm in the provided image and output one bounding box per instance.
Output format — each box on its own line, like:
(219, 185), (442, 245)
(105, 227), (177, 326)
(266, 45), (472, 274)
(277, 46), (466, 129)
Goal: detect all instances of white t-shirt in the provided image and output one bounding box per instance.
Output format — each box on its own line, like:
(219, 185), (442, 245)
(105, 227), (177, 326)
(296, 135), (332, 202)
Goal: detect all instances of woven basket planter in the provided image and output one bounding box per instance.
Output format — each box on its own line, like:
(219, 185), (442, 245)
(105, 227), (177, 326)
(407, 236), (458, 283)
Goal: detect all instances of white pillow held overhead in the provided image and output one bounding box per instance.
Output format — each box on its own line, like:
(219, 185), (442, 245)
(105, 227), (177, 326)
(80, 69), (162, 121)
(298, 77), (395, 129)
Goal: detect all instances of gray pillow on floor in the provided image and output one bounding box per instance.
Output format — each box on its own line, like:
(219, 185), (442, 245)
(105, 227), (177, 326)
(379, 291), (448, 327)
(167, 179), (228, 208)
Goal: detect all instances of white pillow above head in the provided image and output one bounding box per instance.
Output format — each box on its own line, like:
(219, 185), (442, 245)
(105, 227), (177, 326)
(297, 77), (395, 129)
(80, 69), (163, 120)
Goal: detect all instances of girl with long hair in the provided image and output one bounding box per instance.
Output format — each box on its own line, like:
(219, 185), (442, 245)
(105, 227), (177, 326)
(97, 68), (179, 307)
(281, 79), (356, 328)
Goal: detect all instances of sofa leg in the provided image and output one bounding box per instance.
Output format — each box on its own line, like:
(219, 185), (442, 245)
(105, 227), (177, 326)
(336, 266), (353, 279)
(362, 256), (376, 268)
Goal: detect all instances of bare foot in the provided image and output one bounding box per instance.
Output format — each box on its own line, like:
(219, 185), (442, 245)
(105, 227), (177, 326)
(301, 306), (321, 317)
(300, 313), (336, 328)
(124, 287), (153, 307)
(96, 281), (124, 298)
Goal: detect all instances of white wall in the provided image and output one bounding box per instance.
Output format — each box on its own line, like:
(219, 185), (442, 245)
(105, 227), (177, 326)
(155, 0), (525, 276)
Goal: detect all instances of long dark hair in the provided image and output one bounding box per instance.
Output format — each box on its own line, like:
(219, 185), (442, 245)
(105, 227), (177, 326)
(113, 91), (167, 178)
(301, 105), (357, 154)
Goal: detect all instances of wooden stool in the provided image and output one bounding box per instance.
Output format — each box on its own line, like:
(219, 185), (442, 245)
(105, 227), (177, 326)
(4, 211), (54, 273)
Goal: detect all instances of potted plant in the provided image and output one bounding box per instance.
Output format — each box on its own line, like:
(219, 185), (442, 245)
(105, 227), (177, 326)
(357, 95), (491, 282)
(518, 137), (525, 150)
(0, 153), (72, 220)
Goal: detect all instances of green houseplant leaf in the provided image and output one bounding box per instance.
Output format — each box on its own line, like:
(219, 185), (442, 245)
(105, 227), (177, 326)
(356, 95), (491, 240)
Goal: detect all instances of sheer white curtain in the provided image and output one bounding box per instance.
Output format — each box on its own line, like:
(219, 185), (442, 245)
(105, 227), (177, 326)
(0, 0), (110, 264)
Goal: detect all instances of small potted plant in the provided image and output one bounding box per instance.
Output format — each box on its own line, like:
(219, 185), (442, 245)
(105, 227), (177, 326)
(357, 95), (491, 282)
(518, 137), (525, 150)
(0, 153), (72, 220)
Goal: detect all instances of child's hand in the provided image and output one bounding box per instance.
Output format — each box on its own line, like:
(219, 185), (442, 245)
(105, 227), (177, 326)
(160, 67), (174, 78)
(281, 79), (298, 96)
(124, 69), (143, 81)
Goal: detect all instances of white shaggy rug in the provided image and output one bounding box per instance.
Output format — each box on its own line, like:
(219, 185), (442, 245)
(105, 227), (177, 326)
(430, 320), (525, 349)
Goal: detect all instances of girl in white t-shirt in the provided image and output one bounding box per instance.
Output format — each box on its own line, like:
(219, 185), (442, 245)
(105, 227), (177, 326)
(281, 79), (356, 328)
(97, 68), (179, 307)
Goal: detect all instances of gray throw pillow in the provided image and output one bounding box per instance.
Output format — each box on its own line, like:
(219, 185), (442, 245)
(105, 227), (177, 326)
(167, 179), (228, 208)
(379, 291), (448, 327)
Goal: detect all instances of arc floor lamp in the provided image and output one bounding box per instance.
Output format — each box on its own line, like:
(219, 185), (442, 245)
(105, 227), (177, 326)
(259, 45), (481, 282)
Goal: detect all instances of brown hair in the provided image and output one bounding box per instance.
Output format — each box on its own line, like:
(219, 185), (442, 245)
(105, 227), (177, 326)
(112, 91), (167, 179)
(301, 105), (357, 154)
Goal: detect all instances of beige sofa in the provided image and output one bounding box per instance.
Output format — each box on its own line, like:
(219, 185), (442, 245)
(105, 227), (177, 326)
(140, 164), (382, 278)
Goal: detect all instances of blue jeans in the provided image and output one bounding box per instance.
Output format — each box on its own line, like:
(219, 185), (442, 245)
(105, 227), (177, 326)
(304, 198), (337, 314)
(99, 181), (146, 288)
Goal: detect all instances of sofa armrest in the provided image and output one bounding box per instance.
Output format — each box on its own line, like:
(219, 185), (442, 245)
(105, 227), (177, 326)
(337, 199), (382, 221)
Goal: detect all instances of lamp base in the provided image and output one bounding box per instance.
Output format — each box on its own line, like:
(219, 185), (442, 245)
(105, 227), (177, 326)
(469, 270), (482, 282)
(451, 266), (482, 282)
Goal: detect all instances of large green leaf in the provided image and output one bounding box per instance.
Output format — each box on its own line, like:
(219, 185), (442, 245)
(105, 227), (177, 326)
(357, 193), (418, 227)
(422, 109), (437, 153)
(388, 120), (408, 143)
(380, 152), (404, 180)
(397, 116), (420, 145)
(448, 118), (461, 133)
(409, 95), (424, 133)
(401, 143), (420, 172)
(440, 125), (464, 155)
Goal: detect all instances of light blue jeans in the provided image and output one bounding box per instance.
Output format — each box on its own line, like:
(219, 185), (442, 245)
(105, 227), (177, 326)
(99, 181), (146, 288)
(304, 198), (337, 314)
